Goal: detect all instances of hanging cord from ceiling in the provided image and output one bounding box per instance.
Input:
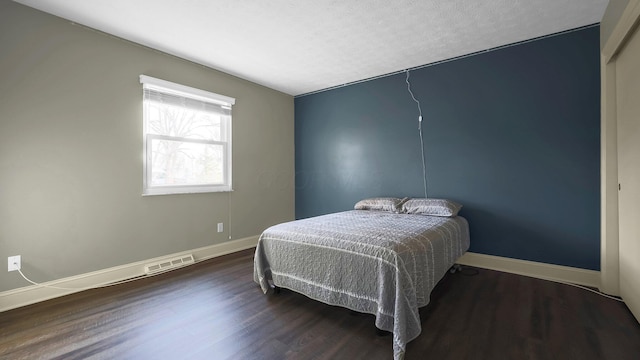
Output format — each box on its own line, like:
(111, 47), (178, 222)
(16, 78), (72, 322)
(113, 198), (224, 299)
(405, 70), (428, 198)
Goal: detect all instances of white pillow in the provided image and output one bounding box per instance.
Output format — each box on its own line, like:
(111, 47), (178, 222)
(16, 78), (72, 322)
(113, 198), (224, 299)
(402, 198), (462, 217)
(354, 197), (409, 213)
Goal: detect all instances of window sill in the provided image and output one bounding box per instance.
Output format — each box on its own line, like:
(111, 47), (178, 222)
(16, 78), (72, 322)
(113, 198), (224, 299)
(142, 187), (233, 196)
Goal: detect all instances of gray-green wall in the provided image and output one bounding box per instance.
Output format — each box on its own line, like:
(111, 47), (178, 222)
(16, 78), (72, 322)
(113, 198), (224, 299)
(0, 2), (294, 293)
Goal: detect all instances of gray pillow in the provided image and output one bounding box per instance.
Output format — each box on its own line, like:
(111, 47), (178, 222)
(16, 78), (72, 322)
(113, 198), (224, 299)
(354, 197), (409, 213)
(402, 198), (462, 217)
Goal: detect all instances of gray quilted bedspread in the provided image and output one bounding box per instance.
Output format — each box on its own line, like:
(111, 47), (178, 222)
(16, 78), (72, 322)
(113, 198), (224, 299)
(253, 210), (470, 360)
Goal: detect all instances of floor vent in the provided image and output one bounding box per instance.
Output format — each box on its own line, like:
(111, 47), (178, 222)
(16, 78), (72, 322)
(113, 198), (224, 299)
(144, 254), (195, 275)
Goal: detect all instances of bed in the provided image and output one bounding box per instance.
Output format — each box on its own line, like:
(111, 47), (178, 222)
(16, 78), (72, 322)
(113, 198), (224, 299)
(253, 198), (470, 360)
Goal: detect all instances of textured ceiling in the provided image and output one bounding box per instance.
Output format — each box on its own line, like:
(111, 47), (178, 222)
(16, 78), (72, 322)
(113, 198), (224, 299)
(15, 0), (608, 96)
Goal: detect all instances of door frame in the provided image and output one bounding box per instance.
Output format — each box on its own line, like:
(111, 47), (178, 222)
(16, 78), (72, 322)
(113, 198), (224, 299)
(601, 0), (640, 295)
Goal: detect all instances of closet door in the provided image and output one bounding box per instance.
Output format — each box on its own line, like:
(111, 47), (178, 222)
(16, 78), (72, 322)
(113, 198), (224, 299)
(617, 23), (640, 322)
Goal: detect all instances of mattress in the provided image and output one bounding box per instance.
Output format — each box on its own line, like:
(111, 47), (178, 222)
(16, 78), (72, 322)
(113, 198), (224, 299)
(253, 210), (470, 360)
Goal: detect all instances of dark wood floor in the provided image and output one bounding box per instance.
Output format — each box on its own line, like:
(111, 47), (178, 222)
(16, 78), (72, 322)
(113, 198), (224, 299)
(1, 249), (639, 360)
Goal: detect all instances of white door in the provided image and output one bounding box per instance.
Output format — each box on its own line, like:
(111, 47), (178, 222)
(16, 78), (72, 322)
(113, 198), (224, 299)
(617, 23), (640, 322)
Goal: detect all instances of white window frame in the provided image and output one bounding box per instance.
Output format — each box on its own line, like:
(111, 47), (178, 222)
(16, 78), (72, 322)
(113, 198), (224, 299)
(140, 75), (235, 196)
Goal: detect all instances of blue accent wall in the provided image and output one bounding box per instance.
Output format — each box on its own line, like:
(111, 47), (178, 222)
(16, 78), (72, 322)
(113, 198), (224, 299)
(294, 26), (600, 270)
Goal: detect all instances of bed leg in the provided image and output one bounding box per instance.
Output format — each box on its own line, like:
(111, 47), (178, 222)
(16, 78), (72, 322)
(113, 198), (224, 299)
(376, 328), (391, 337)
(272, 285), (281, 294)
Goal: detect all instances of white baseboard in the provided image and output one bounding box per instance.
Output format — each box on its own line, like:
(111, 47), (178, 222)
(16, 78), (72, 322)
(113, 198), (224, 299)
(1, 243), (600, 312)
(0, 235), (259, 313)
(456, 252), (601, 288)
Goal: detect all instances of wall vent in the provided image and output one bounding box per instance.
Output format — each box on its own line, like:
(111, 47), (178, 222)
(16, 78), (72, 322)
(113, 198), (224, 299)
(144, 254), (195, 275)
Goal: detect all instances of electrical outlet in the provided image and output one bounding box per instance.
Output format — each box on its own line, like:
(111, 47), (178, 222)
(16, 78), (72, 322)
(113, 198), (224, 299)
(217, 223), (223, 233)
(8, 255), (21, 272)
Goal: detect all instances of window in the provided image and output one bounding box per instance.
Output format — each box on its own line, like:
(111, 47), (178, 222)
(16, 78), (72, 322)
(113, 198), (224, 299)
(140, 75), (234, 195)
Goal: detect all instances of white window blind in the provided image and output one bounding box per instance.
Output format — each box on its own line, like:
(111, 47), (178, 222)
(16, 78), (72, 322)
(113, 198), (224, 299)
(140, 75), (235, 195)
